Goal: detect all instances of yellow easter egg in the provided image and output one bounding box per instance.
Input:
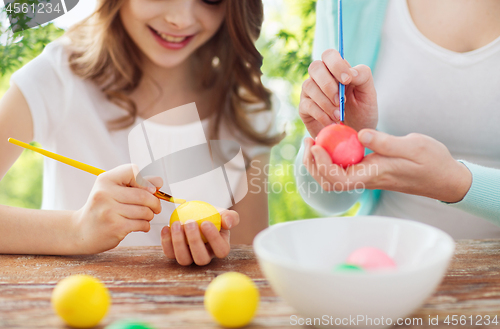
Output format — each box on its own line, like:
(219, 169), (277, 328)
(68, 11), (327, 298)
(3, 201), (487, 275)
(169, 200), (222, 243)
(52, 274), (110, 328)
(204, 272), (260, 328)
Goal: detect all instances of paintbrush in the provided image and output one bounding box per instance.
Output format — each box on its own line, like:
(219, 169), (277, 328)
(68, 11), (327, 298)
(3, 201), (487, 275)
(8, 138), (186, 204)
(338, 0), (345, 123)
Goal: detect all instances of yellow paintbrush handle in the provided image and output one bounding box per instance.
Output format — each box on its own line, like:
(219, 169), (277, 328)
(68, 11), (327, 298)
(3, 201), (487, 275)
(7, 138), (185, 204)
(8, 138), (106, 176)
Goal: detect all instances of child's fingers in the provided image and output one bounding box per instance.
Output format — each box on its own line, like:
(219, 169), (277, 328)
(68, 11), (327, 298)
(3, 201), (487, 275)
(307, 61), (339, 104)
(112, 187), (162, 214)
(184, 221), (212, 266)
(160, 226), (176, 259)
(142, 175), (163, 190)
(103, 164), (156, 193)
(205, 244), (216, 259)
(124, 218), (151, 233)
(117, 204), (155, 221)
(134, 172), (163, 193)
(220, 210), (239, 230)
(321, 49), (353, 85)
(202, 221), (230, 259)
(170, 221), (193, 266)
(219, 228), (230, 245)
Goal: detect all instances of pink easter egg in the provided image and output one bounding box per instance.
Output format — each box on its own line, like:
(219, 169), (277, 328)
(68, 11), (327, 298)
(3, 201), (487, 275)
(346, 247), (397, 270)
(315, 124), (364, 168)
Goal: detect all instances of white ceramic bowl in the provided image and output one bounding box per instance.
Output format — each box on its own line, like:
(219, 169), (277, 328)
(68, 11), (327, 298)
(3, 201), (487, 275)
(253, 216), (455, 328)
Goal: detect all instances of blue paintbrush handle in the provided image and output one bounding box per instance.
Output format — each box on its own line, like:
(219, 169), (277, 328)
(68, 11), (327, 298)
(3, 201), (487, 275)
(338, 0), (345, 122)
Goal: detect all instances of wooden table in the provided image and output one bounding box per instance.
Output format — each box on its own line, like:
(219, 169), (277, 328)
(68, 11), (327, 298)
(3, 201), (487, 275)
(1, 241), (500, 328)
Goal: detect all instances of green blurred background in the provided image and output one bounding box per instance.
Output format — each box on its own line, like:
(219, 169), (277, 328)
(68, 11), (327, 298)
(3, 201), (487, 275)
(0, 0), (333, 223)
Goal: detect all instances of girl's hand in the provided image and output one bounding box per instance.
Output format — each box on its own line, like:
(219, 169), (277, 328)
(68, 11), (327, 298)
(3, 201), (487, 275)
(160, 210), (240, 266)
(72, 164), (162, 254)
(300, 49), (378, 138)
(303, 130), (472, 203)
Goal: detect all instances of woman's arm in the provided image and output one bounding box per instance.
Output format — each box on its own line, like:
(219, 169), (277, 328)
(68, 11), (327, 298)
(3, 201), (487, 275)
(443, 161), (500, 222)
(230, 153), (271, 244)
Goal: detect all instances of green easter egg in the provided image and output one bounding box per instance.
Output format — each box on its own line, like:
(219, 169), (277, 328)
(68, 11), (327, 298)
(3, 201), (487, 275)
(334, 263), (364, 273)
(105, 320), (157, 329)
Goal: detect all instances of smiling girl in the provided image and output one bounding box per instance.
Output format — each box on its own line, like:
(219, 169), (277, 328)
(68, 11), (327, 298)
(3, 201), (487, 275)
(0, 0), (281, 265)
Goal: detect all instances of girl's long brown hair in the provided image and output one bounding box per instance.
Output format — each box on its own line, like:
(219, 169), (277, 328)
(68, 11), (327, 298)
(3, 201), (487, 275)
(65, 0), (283, 148)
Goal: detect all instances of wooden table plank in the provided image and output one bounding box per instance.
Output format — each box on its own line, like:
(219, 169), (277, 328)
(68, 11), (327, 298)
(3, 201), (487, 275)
(399, 240), (500, 328)
(0, 245), (295, 328)
(1, 241), (500, 328)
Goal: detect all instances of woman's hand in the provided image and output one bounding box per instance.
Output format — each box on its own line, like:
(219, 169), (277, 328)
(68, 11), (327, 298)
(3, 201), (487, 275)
(160, 210), (240, 266)
(71, 164), (163, 254)
(300, 49), (378, 138)
(303, 130), (472, 203)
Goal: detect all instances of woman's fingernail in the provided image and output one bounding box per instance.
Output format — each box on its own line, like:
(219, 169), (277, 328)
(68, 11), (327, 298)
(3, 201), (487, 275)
(161, 226), (169, 235)
(341, 73), (350, 83)
(172, 221), (181, 232)
(334, 109), (340, 120)
(334, 93), (340, 106)
(350, 68), (359, 77)
(185, 220), (197, 231)
(359, 131), (374, 144)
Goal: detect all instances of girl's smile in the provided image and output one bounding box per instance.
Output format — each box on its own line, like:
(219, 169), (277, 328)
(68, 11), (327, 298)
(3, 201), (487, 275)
(148, 26), (195, 50)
